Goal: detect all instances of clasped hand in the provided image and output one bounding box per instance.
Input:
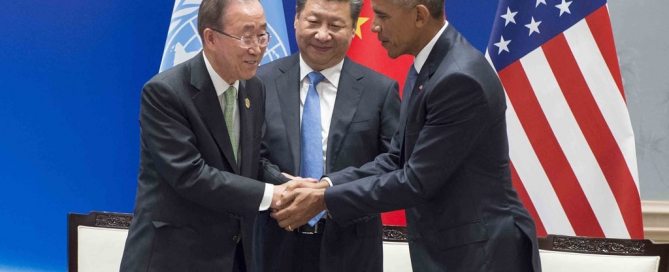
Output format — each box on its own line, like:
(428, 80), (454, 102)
(270, 174), (328, 231)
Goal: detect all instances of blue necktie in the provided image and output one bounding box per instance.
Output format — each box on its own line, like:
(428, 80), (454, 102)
(301, 71), (326, 226)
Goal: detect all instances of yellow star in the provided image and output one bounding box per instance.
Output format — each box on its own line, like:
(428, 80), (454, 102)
(355, 17), (369, 39)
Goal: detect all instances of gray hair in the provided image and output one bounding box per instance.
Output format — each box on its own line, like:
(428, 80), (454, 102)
(295, 0), (364, 28)
(197, 0), (260, 38)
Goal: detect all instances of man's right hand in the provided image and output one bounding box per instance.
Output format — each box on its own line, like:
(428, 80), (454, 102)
(270, 177), (319, 209)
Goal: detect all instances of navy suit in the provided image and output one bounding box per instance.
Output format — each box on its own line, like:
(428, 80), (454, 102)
(256, 54), (400, 272)
(325, 25), (541, 271)
(121, 53), (267, 271)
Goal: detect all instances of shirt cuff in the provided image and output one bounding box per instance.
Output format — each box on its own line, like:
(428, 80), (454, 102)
(259, 183), (274, 211)
(321, 177), (333, 187)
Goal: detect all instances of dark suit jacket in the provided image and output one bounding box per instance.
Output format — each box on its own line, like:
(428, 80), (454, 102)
(255, 54), (400, 272)
(120, 53), (267, 271)
(325, 26), (542, 272)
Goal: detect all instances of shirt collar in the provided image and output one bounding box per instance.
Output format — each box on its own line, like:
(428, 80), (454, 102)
(203, 52), (239, 96)
(414, 20), (449, 74)
(298, 55), (344, 89)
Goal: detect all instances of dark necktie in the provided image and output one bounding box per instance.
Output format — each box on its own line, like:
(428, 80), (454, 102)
(403, 64), (419, 98)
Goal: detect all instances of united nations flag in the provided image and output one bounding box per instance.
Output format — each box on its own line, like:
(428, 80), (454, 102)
(159, 0), (291, 72)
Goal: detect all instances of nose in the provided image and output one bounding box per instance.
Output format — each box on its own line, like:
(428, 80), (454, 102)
(314, 26), (332, 42)
(247, 43), (262, 55)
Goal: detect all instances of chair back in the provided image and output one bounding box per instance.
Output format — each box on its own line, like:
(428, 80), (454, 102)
(539, 234), (669, 272)
(67, 212), (132, 272)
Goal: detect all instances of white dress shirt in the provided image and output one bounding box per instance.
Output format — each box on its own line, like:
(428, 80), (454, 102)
(203, 52), (274, 211)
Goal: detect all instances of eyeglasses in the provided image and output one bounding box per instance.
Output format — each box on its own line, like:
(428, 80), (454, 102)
(210, 27), (270, 48)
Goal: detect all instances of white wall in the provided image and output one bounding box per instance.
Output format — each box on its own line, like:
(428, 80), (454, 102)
(609, 0), (669, 201)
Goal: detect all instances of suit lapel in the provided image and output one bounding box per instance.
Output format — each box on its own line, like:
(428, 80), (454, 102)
(190, 53), (241, 173)
(409, 26), (454, 102)
(276, 55), (302, 173)
(237, 80), (252, 176)
(399, 25), (455, 163)
(326, 58), (362, 173)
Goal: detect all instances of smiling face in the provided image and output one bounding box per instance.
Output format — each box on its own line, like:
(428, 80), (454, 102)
(294, 0), (355, 71)
(203, 0), (267, 83)
(370, 0), (419, 58)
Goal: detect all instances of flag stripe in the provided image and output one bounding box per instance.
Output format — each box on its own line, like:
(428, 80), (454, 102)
(504, 92), (574, 235)
(585, 6), (625, 98)
(563, 18), (640, 187)
(510, 163), (547, 236)
(520, 45), (624, 237)
(540, 35), (630, 238)
(560, 21), (643, 238)
(499, 61), (604, 237)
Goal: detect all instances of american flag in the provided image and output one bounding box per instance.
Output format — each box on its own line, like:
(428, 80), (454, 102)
(486, 0), (643, 239)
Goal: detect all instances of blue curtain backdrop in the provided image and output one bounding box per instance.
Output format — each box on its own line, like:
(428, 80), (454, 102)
(0, 0), (496, 270)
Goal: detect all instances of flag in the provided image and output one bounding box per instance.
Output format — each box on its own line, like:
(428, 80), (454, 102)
(347, 0), (413, 226)
(347, 0), (413, 95)
(487, 0), (643, 238)
(159, 0), (292, 72)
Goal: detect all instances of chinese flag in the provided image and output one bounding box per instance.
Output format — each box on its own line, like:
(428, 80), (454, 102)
(347, 0), (412, 226)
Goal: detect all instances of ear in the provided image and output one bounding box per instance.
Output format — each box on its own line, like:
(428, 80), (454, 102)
(348, 23), (356, 39)
(415, 4), (431, 28)
(202, 28), (216, 49)
(294, 13), (299, 30)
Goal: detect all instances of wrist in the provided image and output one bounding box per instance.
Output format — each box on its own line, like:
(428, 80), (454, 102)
(316, 189), (327, 210)
(320, 177), (333, 187)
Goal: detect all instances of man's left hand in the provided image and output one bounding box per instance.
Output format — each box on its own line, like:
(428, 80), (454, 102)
(271, 188), (326, 231)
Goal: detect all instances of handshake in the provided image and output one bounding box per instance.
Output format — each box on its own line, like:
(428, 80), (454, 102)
(270, 174), (330, 232)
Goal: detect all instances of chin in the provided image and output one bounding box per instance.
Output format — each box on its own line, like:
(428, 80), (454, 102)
(242, 68), (259, 79)
(386, 50), (400, 59)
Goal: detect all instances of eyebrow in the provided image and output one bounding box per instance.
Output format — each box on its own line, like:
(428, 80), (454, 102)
(240, 23), (267, 32)
(306, 10), (348, 24)
(372, 8), (387, 17)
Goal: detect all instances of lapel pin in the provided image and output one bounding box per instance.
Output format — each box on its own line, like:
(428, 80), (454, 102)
(245, 98), (251, 109)
(419, 85), (423, 90)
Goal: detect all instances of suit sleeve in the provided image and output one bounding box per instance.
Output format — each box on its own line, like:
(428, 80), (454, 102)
(259, 140), (290, 185)
(140, 80), (265, 215)
(325, 74), (490, 224)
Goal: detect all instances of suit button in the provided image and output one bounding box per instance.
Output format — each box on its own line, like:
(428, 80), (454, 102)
(232, 235), (240, 243)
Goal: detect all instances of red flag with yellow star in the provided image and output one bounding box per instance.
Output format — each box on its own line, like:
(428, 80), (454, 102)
(347, 0), (413, 95)
(347, 0), (412, 226)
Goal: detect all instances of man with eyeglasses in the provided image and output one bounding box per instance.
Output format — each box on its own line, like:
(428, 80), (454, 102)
(120, 0), (292, 271)
(254, 0), (400, 271)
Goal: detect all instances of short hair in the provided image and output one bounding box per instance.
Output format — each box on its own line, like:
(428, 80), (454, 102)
(395, 0), (444, 19)
(197, 0), (259, 38)
(198, 0), (228, 39)
(295, 0), (363, 28)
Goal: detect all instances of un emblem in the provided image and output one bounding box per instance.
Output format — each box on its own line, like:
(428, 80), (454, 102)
(159, 0), (290, 72)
